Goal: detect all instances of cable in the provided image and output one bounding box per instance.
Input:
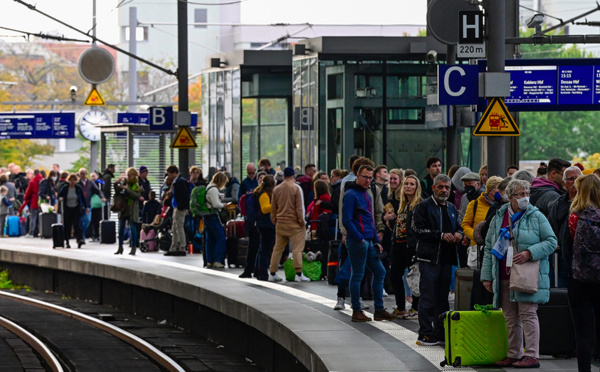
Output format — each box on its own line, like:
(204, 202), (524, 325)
(150, 24), (222, 53)
(0, 25), (89, 43)
(519, 4), (563, 23)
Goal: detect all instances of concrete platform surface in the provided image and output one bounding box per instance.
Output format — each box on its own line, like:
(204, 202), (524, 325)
(0, 236), (596, 372)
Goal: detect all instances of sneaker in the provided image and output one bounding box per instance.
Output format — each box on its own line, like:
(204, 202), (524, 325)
(213, 262), (225, 269)
(294, 273), (310, 282)
(351, 310), (372, 322)
(206, 263), (213, 268)
(403, 308), (418, 319)
(382, 289), (389, 297)
(374, 310), (395, 321)
(239, 271), (252, 278)
(333, 297), (346, 310)
(360, 298), (370, 310)
(164, 251), (178, 256)
(416, 335), (439, 346)
(268, 273), (283, 283)
(448, 291), (455, 302)
(392, 308), (407, 318)
(495, 357), (521, 367)
(512, 356), (540, 369)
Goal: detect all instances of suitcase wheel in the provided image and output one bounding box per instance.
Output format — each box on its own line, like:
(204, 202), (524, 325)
(440, 359), (447, 367)
(452, 357), (461, 367)
(140, 242), (148, 253)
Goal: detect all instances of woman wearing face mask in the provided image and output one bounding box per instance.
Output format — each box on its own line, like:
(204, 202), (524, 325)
(461, 176), (504, 268)
(38, 171), (58, 209)
(481, 179), (557, 369)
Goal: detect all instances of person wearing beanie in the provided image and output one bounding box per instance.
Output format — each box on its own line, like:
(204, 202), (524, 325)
(138, 166), (151, 218)
(458, 172), (481, 223)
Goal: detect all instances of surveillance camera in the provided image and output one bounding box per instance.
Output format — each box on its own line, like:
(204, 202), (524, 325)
(426, 50), (438, 64)
(70, 86), (77, 93)
(526, 14), (544, 29)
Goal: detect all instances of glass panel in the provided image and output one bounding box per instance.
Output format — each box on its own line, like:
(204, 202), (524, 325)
(208, 72), (217, 174)
(232, 69), (242, 180)
(223, 70), (233, 173)
(260, 99), (287, 171)
(388, 108), (424, 124)
(241, 98), (258, 168)
(216, 71), (225, 172)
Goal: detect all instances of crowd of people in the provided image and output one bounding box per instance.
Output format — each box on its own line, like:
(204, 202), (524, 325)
(3, 154), (600, 371)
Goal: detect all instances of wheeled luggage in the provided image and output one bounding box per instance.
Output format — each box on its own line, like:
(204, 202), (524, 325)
(327, 241), (341, 285)
(99, 208), (116, 244)
(538, 287), (575, 357)
(469, 268), (493, 309)
(5, 215), (21, 237)
(226, 217), (247, 267)
(454, 268), (473, 311)
(140, 228), (157, 252)
(441, 309), (508, 367)
(39, 213), (57, 239)
(52, 223), (65, 248)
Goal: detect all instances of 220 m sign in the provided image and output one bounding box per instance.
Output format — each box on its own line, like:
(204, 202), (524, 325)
(457, 43), (486, 58)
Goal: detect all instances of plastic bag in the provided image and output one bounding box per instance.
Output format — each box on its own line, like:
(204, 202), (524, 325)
(406, 263), (420, 297)
(302, 260), (322, 281)
(284, 258), (296, 281)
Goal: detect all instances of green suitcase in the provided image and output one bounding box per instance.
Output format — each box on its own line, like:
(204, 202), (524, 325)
(440, 309), (508, 367)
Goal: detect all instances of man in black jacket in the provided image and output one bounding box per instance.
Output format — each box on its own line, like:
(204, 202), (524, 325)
(412, 174), (467, 346)
(165, 165), (190, 256)
(420, 156), (442, 198)
(102, 164), (115, 219)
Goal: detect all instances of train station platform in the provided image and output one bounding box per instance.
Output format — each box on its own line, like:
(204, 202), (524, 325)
(0, 237), (591, 372)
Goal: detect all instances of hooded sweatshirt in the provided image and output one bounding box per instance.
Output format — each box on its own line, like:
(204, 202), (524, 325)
(451, 167), (471, 208)
(342, 182), (380, 244)
(19, 173), (43, 212)
(530, 177), (561, 217)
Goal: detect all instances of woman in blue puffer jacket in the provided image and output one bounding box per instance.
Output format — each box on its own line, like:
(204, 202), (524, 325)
(481, 179), (556, 369)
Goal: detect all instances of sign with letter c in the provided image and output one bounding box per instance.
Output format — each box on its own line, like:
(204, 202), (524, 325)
(438, 65), (479, 105)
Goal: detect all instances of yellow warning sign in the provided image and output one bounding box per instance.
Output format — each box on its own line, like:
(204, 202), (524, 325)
(84, 87), (106, 106)
(473, 97), (520, 136)
(170, 126), (198, 149)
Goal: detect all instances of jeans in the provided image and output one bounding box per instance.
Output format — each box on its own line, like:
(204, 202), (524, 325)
(28, 208), (39, 236)
(418, 261), (452, 340)
(118, 218), (137, 248)
(256, 227), (275, 279)
(346, 238), (386, 312)
(204, 215), (225, 264)
(169, 208), (187, 252)
(568, 277), (600, 372)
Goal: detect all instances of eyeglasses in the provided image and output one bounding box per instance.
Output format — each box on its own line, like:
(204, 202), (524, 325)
(512, 192), (530, 198)
(359, 175), (373, 181)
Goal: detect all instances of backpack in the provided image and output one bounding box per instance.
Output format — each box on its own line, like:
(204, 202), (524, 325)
(244, 193), (259, 223)
(190, 185), (216, 218)
(239, 191), (252, 217)
(572, 208), (600, 283)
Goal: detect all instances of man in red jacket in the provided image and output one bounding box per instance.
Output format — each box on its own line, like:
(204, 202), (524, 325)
(18, 169), (43, 237)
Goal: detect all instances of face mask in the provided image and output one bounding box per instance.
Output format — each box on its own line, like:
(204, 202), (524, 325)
(465, 185), (477, 195)
(517, 196), (530, 210)
(502, 194), (509, 202)
(494, 191), (502, 201)
(51, 176), (57, 182)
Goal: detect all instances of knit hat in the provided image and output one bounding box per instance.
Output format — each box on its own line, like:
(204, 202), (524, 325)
(283, 167), (295, 177)
(275, 171), (284, 182)
(139, 166), (148, 174)
(460, 172), (480, 182)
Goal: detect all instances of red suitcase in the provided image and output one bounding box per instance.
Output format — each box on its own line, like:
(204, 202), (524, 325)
(226, 219), (246, 239)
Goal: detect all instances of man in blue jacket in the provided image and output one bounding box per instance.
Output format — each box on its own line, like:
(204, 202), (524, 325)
(165, 165), (190, 256)
(412, 174), (467, 346)
(342, 164), (394, 323)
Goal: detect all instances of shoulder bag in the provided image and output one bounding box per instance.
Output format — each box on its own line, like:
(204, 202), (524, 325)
(508, 219), (539, 294)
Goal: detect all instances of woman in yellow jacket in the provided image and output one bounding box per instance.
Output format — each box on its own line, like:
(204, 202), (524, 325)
(461, 176), (503, 268)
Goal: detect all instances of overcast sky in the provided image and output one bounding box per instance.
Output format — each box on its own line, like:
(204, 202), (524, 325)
(0, 0), (426, 44)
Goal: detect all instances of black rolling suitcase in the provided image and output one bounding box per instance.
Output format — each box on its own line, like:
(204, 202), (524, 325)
(39, 213), (57, 239)
(326, 219), (341, 285)
(99, 207), (116, 244)
(538, 287), (575, 357)
(51, 203), (64, 248)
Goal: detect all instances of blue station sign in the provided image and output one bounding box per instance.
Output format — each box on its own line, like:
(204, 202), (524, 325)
(438, 59), (600, 111)
(0, 112), (75, 139)
(117, 111), (198, 130)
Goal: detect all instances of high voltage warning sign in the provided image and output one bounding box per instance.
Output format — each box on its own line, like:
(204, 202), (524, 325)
(170, 126), (198, 149)
(473, 97), (520, 136)
(84, 87), (106, 106)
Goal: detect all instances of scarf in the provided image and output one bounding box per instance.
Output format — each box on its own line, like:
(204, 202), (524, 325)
(491, 206), (525, 260)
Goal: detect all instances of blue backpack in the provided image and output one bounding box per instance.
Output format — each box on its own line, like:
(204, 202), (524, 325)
(244, 193), (259, 223)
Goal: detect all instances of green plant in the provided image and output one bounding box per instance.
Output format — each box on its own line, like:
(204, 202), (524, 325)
(0, 269), (29, 290)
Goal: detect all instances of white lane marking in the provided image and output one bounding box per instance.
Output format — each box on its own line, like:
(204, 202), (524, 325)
(8, 244), (472, 371)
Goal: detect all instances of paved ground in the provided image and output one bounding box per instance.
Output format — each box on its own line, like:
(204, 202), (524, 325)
(1, 235), (598, 371)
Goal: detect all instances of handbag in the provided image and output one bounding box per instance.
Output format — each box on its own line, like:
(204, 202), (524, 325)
(91, 194), (104, 209)
(406, 262), (421, 297)
(467, 245), (479, 269)
(110, 192), (127, 213)
(508, 220), (539, 294)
